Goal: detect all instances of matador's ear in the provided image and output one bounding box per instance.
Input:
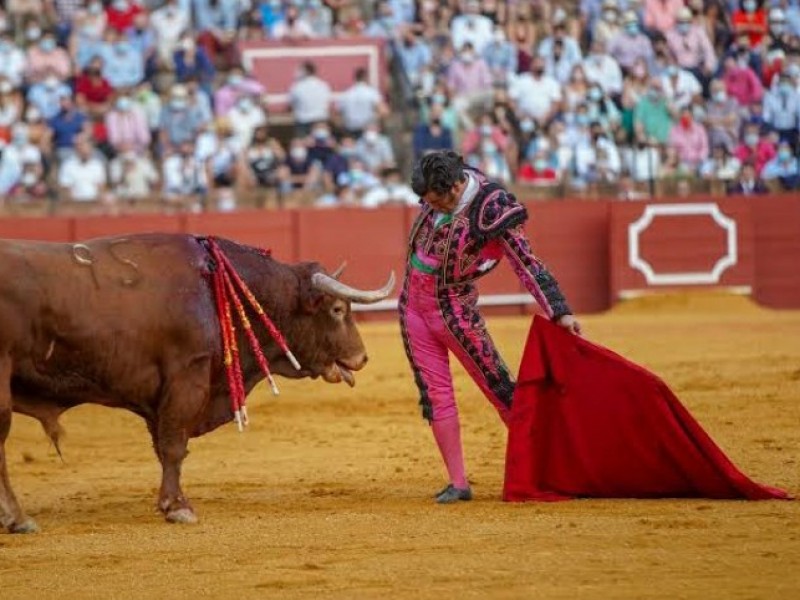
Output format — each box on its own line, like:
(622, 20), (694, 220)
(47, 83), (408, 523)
(411, 162), (427, 196)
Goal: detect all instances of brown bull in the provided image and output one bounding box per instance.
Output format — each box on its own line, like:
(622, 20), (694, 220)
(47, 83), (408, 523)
(0, 233), (394, 533)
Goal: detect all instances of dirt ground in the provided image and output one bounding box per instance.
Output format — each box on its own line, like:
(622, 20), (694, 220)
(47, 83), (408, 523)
(1, 293), (798, 599)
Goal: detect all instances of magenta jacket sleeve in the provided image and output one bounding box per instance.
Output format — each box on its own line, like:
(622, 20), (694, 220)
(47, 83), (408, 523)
(500, 224), (572, 320)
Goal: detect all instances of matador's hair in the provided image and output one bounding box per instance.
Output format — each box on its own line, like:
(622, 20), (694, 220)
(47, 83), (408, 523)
(411, 151), (467, 196)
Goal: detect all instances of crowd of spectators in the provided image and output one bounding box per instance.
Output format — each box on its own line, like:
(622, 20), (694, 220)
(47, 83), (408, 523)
(0, 0), (797, 213)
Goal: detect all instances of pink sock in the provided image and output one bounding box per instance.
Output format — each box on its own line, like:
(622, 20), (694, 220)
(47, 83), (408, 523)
(432, 416), (469, 489)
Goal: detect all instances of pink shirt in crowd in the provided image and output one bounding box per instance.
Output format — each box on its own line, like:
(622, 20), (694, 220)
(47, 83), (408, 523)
(644, 0), (686, 33)
(446, 59), (493, 97)
(666, 26), (718, 73)
(734, 141), (776, 175)
(724, 66), (764, 107)
(668, 121), (709, 168)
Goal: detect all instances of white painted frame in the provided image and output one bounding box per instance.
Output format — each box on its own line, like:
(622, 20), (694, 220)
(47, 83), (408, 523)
(628, 203), (738, 286)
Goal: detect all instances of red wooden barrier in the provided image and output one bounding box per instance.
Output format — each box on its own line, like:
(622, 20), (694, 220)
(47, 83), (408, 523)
(0, 196), (797, 316)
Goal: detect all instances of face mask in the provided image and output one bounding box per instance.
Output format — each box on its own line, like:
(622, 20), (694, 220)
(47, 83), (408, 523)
(12, 129), (28, 145)
(291, 147), (307, 161)
(480, 124), (492, 136)
(632, 65), (646, 78)
(534, 159), (548, 171)
(364, 130), (379, 143)
(680, 115), (692, 128)
(677, 22), (691, 34)
(27, 27), (41, 41)
(229, 75), (243, 86)
(532, 68), (545, 77)
(778, 148), (792, 161)
(493, 31), (505, 43)
(625, 23), (639, 35)
(779, 82), (794, 94)
(743, 0), (756, 13)
(45, 76), (59, 88)
(117, 97), (132, 111)
(576, 114), (590, 126)
(0, 82), (11, 94)
(713, 90), (727, 102)
(520, 119), (535, 133)
(40, 38), (56, 52)
(771, 24), (785, 35)
(666, 65), (678, 77)
(603, 10), (616, 21)
(238, 98), (254, 111)
(432, 94), (447, 105)
(430, 117), (442, 126)
(89, 2), (102, 14)
(745, 133), (759, 147)
(648, 88), (661, 100)
(171, 99), (187, 109)
(113, 0), (129, 10)
(588, 88), (603, 101)
(313, 129), (330, 141)
(22, 172), (37, 186)
(481, 140), (497, 154)
(461, 52), (475, 63)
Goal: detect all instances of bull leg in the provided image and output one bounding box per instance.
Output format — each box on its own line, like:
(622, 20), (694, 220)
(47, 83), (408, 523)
(0, 358), (37, 533)
(154, 359), (209, 525)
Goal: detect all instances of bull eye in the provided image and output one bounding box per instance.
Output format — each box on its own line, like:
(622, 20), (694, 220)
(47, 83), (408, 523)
(331, 304), (346, 318)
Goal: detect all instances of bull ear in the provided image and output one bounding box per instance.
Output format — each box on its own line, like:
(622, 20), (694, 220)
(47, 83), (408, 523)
(299, 279), (326, 314)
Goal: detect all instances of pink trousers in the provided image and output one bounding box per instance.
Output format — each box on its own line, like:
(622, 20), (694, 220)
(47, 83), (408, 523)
(399, 270), (514, 424)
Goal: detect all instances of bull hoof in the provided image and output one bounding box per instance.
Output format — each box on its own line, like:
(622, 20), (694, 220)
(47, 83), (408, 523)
(166, 508), (198, 524)
(9, 519), (39, 534)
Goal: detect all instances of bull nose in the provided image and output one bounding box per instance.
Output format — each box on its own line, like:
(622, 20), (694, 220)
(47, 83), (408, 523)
(345, 353), (368, 370)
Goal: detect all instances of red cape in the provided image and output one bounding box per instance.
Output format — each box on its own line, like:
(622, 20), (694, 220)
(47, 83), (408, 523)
(503, 316), (790, 502)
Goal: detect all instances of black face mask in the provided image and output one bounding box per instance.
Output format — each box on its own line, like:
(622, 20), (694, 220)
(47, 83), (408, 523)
(532, 68), (544, 76)
(431, 118), (441, 126)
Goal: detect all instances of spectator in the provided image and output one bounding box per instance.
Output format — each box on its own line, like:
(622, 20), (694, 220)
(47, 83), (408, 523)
(705, 78), (743, 151)
(633, 78), (674, 144)
(446, 41), (494, 129)
(483, 26), (517, 85)
(109, 143), (159, 202)
(105, 0), (144, 33)
(245, 124), (286, 207)
(732, 0), (768, 48)
(587, 84), (622, 133)
(58, 137), (108, 202)
(25, 28), (71, 84)
(583, 38), (624, 97)
(517, 148), (560, 186)
(540, 20), (583, 84)
(272, 4), (315, 40)
(288, 61), (331, 136)
(644, 0), (686, 35)
(315, 175), (358, 207)
(0, 124), (46, 200)
(734, 122), (777, 174)
(105, 93), (151, 155)
(335, 67), (388, 138)
(451, 0), (494, 55)
(660, 62), (703, 110)
(133, 80), (162, 146)
(360, 167), (418, 207)
(622, 136), (663, 182)
(196, 118), (243, 212)
(227, 93), (267, 150)
(283, 137), (316, 191)
(0, 28), (27, 87)
(763, 71), (800, 150)
(173, 36), (215, 96)
(609, 11), (655, 72)
(48, 94), (89, 162)
(355, 123), (396, 173)
(509, 56), (563, 128)
(101, 28), (145, 89)
(396, 27), (433, 90)
(0, 81), (22, 143)
(412, 102), (454, 160)
(668, 107), (710, 170)
(364, 1), (398, 39)
(185, 78), (213, 124)
(150, 0), (190, 67)
(27, 72), (72, 120)
(700, 144), (742, 180)
(128, 11), (157, 77)
(666, 7), (718, 92)
(761, 140), (800, 188)
(727, 161), (769, 195)
(75, 57), (115, 119)
(722, 54), (764, 106)
(162, 140), (207, 210)
(305, 0), (334, 37)
(575, 121), (621, 183)
(593, 0), (621, 46)
(214, 65), (266, 118)
(70, 3), (108, 70)
(159, 84), (204, 154)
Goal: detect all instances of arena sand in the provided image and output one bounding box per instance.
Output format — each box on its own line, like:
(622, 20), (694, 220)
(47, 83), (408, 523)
(1, 293), (798, 599)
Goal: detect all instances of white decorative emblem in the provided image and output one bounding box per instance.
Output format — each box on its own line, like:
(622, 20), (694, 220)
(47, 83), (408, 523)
(628, 203), (738, 285)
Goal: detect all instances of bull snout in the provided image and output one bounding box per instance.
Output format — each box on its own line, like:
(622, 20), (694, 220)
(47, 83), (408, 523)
(340, 353), (368, 371)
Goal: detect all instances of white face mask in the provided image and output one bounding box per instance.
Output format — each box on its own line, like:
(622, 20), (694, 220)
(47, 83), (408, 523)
(364, 130), (379, 143)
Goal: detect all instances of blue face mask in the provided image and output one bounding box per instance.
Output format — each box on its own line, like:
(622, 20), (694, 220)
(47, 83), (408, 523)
(778, 148), (792, 161)
(625, 23), (639, 35)
(677, 22), (691, 34)
(40, 38), (56, 52)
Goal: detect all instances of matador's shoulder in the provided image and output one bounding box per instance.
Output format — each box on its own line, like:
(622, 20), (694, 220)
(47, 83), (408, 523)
(468, 183), (528, 242)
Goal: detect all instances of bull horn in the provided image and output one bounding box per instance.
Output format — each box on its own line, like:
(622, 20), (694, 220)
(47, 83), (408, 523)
(330, 261), (347, 280)
(311, 271), (396, 304)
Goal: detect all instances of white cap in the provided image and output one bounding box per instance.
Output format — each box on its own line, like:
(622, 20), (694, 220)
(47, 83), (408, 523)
(677, 7), (693, 21)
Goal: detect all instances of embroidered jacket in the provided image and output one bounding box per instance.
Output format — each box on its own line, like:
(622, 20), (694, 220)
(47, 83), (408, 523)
(406, 169), (572, 319)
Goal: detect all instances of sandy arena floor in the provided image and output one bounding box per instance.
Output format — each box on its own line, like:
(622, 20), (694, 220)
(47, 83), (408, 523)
(1, 293), (799, 599)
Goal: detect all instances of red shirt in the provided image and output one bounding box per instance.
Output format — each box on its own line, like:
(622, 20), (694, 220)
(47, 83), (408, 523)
(106, 3), (143, 33)
(732, 10), (767, 48)
(518, 164), (558, 183)
(75, 74), (114, 105)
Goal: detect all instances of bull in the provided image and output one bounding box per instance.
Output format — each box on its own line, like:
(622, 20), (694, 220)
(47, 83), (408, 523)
(0, 233), (394, 533)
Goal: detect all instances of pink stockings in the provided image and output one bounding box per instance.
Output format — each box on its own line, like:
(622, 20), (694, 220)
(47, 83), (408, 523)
(400, 271), (514, 489)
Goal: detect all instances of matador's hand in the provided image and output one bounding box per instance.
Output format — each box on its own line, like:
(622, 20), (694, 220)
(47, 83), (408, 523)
(556, 314), (582, 336)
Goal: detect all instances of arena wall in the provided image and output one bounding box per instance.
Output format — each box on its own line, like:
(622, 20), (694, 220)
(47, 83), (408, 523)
(1, 196), (797, 316)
